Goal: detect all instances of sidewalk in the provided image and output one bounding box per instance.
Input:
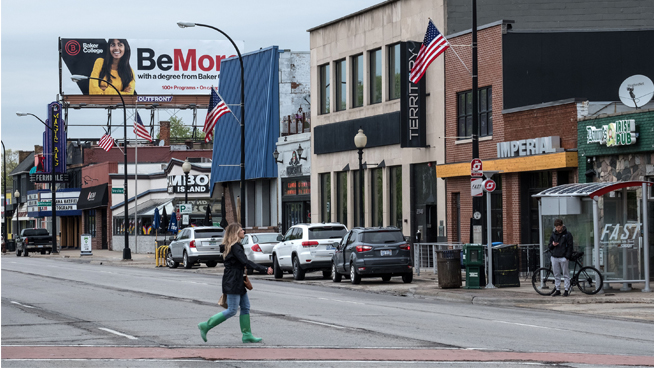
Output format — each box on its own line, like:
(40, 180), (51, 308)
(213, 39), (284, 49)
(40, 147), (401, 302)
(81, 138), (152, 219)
(8, 248), (654, 321)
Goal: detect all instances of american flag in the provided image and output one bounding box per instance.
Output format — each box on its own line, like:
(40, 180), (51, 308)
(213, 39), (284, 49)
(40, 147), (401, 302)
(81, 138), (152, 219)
(409, 19), (450, 84)
(98, 133), (115, 152)
(203, 87), (231, 143)
(133, 112), (153, 142)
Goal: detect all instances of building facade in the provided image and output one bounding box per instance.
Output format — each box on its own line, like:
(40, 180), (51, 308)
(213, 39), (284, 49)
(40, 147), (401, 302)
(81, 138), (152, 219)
(309, 0), (447, 240)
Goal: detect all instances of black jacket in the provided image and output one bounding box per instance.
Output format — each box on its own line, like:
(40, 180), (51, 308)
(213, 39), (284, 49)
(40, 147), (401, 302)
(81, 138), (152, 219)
(221, 242), (268, 295)
(548, 226), (573, 259)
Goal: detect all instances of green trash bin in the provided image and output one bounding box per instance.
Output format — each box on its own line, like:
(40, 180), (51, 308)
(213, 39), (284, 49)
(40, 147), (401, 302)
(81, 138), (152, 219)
(463, 244), (485, 289)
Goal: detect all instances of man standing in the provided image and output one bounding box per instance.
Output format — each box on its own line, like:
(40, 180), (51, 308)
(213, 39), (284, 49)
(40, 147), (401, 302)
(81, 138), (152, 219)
(548, 219), (573, 296)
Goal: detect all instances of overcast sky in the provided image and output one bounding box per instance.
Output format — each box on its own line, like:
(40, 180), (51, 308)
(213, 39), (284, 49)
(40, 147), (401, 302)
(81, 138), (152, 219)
(1, 0), (382, 153)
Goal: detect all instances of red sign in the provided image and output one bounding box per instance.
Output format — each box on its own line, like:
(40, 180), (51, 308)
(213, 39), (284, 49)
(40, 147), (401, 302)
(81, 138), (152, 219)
(471, 158), (483, 177)
(471, 178), (484, 197)
(483, 179), (496, 192)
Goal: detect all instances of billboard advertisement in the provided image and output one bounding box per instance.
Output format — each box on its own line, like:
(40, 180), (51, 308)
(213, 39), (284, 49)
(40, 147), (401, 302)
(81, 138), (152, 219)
(60, 39), (243, 95)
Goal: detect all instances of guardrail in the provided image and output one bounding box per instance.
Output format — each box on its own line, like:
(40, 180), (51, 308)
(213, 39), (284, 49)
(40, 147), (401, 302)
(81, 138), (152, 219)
(155, 245), (169, 267)
(414, 243), (463, 276)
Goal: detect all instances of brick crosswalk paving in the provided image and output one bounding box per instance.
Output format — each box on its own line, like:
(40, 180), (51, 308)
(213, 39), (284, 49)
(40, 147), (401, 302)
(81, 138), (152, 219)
(3, 346), (654, 366)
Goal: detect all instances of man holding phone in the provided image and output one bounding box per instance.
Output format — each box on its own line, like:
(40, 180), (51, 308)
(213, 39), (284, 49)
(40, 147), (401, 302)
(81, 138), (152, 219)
(548, 218), (573, 296)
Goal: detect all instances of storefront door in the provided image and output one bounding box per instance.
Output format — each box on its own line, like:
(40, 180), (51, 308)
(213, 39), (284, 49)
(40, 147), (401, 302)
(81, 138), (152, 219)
(283, 202), (309, 233)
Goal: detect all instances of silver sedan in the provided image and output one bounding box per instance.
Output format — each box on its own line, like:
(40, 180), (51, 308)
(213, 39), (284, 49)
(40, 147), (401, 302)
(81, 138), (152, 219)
(243, 232), (282, 274)
(167, 226), (224, 269)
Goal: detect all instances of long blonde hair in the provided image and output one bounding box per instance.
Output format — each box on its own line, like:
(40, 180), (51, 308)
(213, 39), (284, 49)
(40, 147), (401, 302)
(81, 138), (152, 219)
(222, 223), (242, 258)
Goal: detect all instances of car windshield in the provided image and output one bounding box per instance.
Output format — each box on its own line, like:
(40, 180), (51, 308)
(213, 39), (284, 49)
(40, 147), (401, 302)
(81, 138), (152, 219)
(361, 231), (405, 244)
(194, 229), (224, 239)
(252, 234), (280, 243)
(23, 229), (49, 236)
(308, 226), (347, 240)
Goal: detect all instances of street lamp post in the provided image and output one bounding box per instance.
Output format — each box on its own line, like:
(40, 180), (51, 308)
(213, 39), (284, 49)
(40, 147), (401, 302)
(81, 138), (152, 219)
(182, 158), (191, 228)
(16, 112), (58, 254)
(70, 75), (131, 260)
(2, 141), (7, 251)
(178, 21), (246, 227)
(354, 128), (367, 228)
(14, 190), (20, 246)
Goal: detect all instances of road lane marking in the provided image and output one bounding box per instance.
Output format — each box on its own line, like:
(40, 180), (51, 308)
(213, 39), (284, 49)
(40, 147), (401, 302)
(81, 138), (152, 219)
(98, 328), (138, 340)
(492, 320), (565, 332)
(299, 320), (346, 329)
(318, 297), (364, 305)
(10, 301), (36, 309)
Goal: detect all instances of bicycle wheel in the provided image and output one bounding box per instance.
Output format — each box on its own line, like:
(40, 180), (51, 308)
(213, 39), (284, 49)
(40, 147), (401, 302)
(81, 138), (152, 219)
(576, 266), (603, 295)
(532, 267), (556, 296)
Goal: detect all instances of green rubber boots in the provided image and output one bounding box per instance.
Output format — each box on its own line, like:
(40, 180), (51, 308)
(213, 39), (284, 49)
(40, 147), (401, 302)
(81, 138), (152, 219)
(198, 312), (227, 343)
(240, 314), (262, 343)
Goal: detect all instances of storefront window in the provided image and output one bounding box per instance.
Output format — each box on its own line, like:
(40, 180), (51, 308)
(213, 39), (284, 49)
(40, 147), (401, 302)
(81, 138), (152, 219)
(390, 166), (402, 229)
(86, 210), (96, 237)
(371, 168), (383, 227)
(320, 173), (331, 222)
(337, 172), (347, 225)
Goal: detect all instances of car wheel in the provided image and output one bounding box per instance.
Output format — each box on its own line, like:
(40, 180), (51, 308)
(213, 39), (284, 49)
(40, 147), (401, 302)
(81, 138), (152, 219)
(183, 251), (193, 269)
(402, 273), (413, 283)
(167, 250), (179, 268)
(246, 267), (254, 275)
(273, 255), (283, 279)
(41, 250), (46, 255)
(332, 263), (342, 283)
(292, 256), (305, 280)
(381, 275), (392, 282)
(350, 263), (361, 284)
(16, 248), (22, 257)
(205, 261), (218, 268)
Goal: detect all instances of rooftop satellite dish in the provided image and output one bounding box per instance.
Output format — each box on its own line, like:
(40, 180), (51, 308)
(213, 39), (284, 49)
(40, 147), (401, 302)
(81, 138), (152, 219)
(158, 139), (165, 146)
(619, 74), (654, 109)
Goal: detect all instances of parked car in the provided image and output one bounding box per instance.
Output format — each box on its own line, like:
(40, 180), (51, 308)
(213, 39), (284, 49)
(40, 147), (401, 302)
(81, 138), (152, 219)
(331, 227), (413, 284)
(167, 226), (224, 269)
(16, 228), (53, 256)
(272, 223), (348, 280)
(242, 232), (282, 274)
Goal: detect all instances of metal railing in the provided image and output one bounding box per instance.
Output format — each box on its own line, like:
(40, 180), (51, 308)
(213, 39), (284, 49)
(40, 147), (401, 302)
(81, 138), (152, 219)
(414, 243), (463, 276)
(517, 244), (541, 280)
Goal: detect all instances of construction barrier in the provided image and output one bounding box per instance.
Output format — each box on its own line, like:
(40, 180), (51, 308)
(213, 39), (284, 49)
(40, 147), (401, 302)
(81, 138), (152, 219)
(156, 245), (169, 267)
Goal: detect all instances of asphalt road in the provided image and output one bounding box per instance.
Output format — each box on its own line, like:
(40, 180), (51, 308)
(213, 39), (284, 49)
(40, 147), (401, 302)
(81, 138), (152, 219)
(2, 257), (654, 367)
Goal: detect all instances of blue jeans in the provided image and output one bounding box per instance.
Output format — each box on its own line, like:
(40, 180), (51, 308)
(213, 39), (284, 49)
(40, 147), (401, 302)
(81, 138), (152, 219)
(223, 293), (250, 319)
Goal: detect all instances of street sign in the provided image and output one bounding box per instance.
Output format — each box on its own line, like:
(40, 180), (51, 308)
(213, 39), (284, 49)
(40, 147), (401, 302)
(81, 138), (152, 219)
(111, 188), (124, 194)
(483, 179), (497, 192)
(471, 158), (483, 177)
(182, 215), (189, 225)
(179, 204), (193, 214)
(38, 201), (52, 206)
(471, 178), (483, 197)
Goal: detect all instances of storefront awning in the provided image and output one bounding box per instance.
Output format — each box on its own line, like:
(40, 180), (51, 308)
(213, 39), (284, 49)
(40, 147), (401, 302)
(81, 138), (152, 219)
(77, 184), (108, 210)
(533, 181), (652, 199)
(113, 199), (174, 218)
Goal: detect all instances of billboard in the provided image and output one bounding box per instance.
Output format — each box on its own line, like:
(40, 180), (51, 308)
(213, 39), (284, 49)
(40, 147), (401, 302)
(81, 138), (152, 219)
(60, 39), (243, 95)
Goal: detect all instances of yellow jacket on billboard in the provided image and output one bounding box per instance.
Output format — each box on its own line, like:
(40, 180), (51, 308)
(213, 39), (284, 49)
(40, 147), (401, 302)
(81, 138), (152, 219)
(89, 58), (135, 95)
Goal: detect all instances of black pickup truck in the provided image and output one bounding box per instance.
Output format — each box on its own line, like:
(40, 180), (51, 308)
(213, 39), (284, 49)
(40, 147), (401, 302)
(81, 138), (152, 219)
(16, 228), (53, 256)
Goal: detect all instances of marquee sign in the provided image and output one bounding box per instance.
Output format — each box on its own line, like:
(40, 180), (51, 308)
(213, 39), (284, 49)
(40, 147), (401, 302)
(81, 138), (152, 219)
(44, 102), (67, 174)
(167, 174), (210, 194)
(26, 189), (81, 217)
(586, 119), (638, 147)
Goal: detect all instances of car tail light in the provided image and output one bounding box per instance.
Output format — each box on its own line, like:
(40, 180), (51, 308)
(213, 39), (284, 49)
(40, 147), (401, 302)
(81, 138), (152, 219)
(251, 244), (262, 252)
(356, 245), (372, 252)
(301, 241), (319, 247)
(189, 240), (196, 248)
(400, 243), (411, 250)
(24, 237), (28, 244)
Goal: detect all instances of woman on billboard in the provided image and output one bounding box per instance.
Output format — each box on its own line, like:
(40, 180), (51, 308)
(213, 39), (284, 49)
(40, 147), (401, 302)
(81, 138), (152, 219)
(89, 39), (135, 95)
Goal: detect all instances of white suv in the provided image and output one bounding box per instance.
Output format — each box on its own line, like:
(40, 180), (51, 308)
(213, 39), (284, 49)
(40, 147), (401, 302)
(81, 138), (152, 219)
(272, 223), (348, 280)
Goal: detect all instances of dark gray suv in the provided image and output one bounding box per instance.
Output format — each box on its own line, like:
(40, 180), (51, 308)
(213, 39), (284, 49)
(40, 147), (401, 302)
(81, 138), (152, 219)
(331, 227), (413, 284)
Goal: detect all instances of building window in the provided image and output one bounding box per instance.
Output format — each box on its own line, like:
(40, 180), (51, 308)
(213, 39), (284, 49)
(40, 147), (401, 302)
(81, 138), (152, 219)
(354, 170), (365, 227)
(337, 172), (348, 225)
(457, 86), (493, 139)
(388, 43), (401, 100)
(390, 166), (402, 229)
(319, 63), (330, 114)
(351, 54), (363, 108)
(369, 48), (382, 104)
(371, 168), (383, 227)
(320, 173), (331, 222)
(335, 59), (346, 111)
(86, 210), (96, 237)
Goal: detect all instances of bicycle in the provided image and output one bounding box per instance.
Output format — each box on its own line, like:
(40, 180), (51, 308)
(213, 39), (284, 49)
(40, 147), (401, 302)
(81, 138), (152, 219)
(532, 250), (603, 295)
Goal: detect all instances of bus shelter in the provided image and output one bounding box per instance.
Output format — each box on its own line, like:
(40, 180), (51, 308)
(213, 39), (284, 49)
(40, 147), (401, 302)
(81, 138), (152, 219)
(533, 181), (652, 292)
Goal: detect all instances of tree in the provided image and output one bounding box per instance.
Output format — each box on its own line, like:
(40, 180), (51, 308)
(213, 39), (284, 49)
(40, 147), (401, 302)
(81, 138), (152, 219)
(156, 116), (205, 141)
(2, 149), (19, 193)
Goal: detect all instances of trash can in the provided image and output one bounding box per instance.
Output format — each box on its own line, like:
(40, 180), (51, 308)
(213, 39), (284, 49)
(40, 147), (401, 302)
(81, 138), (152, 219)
(492, 244), (520, 287)
(436, 250), (462, 288)
(7, 240), (16, 252)
(463, 244), (485, 289)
